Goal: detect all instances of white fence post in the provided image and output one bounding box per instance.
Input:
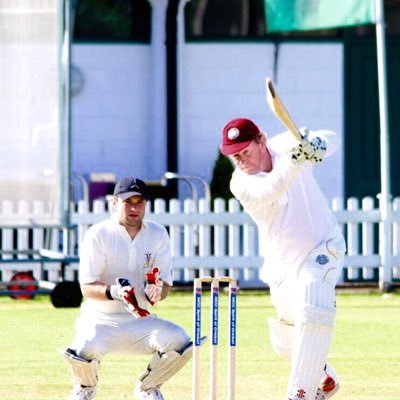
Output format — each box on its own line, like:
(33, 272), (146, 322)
(214, 198), (227, 277)
(243, 210), (258, 284)
(1, 201), (14, 282)
(17, 201), (43, 280)
(198, 198), (211, 277)
(347, 197), (360, 281)
(228, 198), (242, 281)
(332, 197), (345, 283)
(153, 198), (166, 215)
(153, 200), (171, 275)
(183, 199), (196, 281)
(362, 197), (375, 280)
(17, 201), (29, 260)
(32, 201), (45, 257)
(1, 196), (399, 288)
(77, 200), (90, 253)
(93, 199), (106, 215)
(63, 199), (89, 283)
(168, 199), (183, 282)
(33, 201), (58, 282)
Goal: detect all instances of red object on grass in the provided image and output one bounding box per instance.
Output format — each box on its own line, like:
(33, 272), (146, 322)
(8, 272), (38, 299)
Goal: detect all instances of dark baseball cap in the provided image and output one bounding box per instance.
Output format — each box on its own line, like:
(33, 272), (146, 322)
(220, 117), (260, 155)
(113, 177), (149, 201)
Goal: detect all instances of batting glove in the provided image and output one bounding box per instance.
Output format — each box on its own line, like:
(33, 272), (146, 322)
(288, 128), (327, 165)
(307, 135), (327, 164)
(143, 267), (163, 305)
(110, 278), (150, 318)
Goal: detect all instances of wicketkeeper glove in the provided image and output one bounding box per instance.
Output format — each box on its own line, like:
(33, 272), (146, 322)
(288, 128), (327, 165)
(109, 278), (150, 318)
(143, 266), (163, 305)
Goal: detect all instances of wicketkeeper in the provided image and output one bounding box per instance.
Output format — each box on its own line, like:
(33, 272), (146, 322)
(220, 118), (346, 400)
(61, 177), (192, 400)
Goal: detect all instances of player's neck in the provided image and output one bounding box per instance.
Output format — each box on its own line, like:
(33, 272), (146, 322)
(122, 223), (142, 240)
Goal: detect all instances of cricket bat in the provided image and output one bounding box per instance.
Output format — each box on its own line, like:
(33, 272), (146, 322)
(265, 78), (303, 141)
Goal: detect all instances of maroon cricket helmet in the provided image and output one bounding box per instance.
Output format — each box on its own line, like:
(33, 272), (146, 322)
(220, 118), (260, 155)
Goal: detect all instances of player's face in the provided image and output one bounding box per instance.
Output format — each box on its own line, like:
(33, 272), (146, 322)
(116, 195), (147, 228)
(230, 138), (269, 174)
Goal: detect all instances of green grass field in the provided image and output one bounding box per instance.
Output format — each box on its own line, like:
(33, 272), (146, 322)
(0, 290), (399, 400)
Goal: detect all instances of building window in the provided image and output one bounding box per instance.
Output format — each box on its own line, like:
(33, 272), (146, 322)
(73, 0), (151, 42)
(185, 0), (266, 39)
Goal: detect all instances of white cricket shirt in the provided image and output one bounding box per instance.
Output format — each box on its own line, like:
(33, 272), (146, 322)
(230, 130), (340, 286)
(79, 213), (173, 315)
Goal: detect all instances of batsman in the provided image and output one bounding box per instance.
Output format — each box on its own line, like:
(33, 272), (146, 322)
(61, 176), (193, 400)
(220, 114), (346, 400)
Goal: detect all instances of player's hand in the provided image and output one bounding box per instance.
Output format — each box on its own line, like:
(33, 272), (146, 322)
(288, 128), (327, 165)
(143, 267), (163, 305)
(308, 136), (326, 164)
(110, 278), (150, 318)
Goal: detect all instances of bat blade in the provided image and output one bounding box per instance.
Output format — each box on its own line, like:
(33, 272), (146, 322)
(265, 78), (303, 141)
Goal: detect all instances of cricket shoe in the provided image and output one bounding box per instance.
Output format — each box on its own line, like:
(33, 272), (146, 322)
(67, 385), (96, 400)
(134, 385), (165, 400)
(315, 381), (339, 400)
(315, 364), (340, 400)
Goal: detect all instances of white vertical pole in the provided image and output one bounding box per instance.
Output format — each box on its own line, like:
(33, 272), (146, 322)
(210, 278), (219, 400)
(374, 0), (392, 291)
(192, 279), (201, 400)
(177, 0), (190, 176)
(149, 0), (168, 178)
(228, 279), (237, 400)
(61, 0), (71, 248)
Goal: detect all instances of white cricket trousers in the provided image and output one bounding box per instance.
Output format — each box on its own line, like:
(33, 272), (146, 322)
(269, 226), (346, 323)
(268, 226), (346, 399)
(70, 313), (190, 361)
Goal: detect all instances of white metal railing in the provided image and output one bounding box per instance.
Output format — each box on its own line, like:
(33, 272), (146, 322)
(1, 197), (400, 289)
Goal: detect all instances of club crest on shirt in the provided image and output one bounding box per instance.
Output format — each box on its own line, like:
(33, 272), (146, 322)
(315, 254), (329, 265)
(144, 252), (153, 268)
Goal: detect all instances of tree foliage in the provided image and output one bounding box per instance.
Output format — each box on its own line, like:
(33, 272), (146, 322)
(209, 151), (234, 204)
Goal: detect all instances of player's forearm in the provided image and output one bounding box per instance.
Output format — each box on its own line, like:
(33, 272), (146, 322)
(81, 280), (171, 302)
(160, 282), (171, 300)
(81, 281), (109, 300)
(232, 156), (302, 206)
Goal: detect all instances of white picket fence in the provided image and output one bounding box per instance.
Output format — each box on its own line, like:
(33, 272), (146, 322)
(1, 196), (400, 288)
